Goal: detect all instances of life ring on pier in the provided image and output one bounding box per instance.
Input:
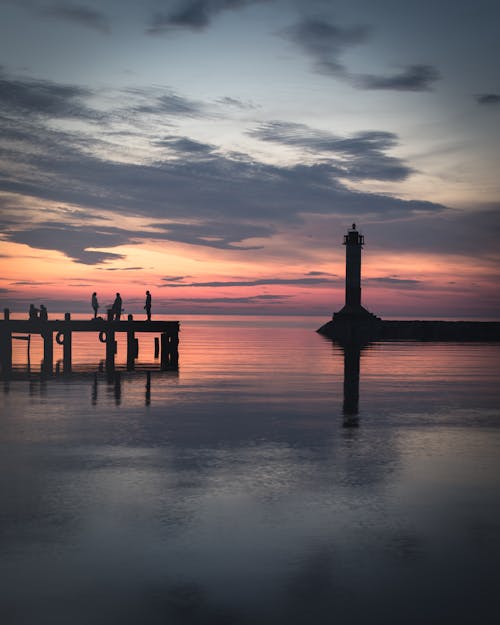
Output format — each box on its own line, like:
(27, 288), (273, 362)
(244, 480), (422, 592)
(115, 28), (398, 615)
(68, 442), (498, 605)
(55, 331), (65, 345)
(98, 330), (107, 343)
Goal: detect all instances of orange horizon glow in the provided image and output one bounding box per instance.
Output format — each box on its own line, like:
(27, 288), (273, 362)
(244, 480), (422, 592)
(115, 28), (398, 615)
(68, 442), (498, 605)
(2, 231), (499, 320)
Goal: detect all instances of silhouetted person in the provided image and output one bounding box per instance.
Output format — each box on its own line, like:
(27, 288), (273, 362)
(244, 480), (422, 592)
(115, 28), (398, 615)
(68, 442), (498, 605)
(39, 304), (48, 321)
(112, 293), (122, 321)
(29, 304), (39, 320)
(92, 292), (99, 318)
(144, 290), (152, 321)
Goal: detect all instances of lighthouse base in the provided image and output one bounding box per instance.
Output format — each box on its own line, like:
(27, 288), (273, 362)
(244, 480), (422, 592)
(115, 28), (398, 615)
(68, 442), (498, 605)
(317, 306), (381, 345)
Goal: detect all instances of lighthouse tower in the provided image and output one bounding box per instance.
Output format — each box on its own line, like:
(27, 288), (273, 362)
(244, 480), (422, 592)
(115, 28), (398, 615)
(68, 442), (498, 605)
(333, 223), (374, 317)
(343, 223), (363, 311)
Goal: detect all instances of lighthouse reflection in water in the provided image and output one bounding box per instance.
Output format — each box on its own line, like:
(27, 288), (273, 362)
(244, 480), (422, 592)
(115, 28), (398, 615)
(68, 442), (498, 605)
(1, 315), (500, 625)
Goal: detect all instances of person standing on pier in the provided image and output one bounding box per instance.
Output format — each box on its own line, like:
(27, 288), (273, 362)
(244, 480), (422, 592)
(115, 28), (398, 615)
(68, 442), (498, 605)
(112, 293), (122, 321)
(144, 290), (152, 321)
(91, 292), (99, 319)
(39, 304), (48, 321)
(29, 304), (39, 320)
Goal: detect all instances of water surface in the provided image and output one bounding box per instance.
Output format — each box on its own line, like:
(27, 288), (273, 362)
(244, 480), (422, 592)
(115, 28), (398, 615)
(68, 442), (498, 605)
(1, 316), (499, 624)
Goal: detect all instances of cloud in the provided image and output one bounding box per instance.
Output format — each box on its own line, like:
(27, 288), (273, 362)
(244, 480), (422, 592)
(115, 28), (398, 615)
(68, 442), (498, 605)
(149, 221), (273, 249)
(0, 116), (440, 228)
(283, 17), (369, 77)
(99, 267), (144, 271)
(155, 135), (216, 155)
(475, 93), (500, 106)
(216, 96), (259, 110)
(163, 276), (188, 282)
(5, 224), (128, 265)
(0, 70), (449, 265)
(367, 207), (500, 259)
(159, 276), (340, 288)
(1, 214), (271, 262)
(10, 280), (56, 286)
(166, 294), (289, 304)
(356, 65), (440, 91)
(307, 271), (334, 277)
(284, 17), (440, 92)
(130, 90), (207, 117)
(0, 68), (97, 120)
(249, 121), (413, 181)
(366, 277), (422, 288)
(147, 0), (270, 34)
(41, 3), (111, 33)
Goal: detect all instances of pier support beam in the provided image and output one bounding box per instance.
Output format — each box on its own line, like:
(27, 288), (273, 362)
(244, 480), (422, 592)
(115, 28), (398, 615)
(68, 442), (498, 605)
(160, 332), (179, 370)
(126, 314), (139, 370)
(63, 313), (72, 373)
(55, 313), (72, 373)
(0, 329), (12, 374)
(0, 308), (12, 374)
(42, 331), (53, 374)
(105, 330), (116, 370)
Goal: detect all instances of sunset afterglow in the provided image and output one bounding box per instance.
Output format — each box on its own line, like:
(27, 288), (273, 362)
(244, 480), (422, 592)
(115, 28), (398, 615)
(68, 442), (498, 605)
(1, 1), (499, 319)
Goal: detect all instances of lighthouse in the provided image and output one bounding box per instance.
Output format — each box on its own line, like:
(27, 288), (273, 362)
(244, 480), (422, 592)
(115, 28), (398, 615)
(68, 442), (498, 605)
(334, 223), (374, 318)
(317, 224), (500, 342)
(316, 223), (380, 342)
(343, 223), (363, 311)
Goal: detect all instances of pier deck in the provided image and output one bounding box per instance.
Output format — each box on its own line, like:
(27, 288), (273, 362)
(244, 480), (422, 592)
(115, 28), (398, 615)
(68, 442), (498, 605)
(5, 319), (179, 333)
(0, 311), (179, 374)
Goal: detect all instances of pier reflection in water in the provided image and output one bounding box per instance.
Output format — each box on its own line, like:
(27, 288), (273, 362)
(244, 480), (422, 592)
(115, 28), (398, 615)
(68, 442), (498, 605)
(3, 348), (361, 420)
(3, 367), (176, 408)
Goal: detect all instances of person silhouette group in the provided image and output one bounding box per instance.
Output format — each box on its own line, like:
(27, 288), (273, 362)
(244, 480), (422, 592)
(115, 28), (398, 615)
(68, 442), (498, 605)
(28, 304), (48, 320)
(91, 291), (153, 321)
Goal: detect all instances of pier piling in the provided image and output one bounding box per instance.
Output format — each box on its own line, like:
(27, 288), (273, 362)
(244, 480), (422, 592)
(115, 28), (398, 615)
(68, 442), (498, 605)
(42, 330), (53, 373)
(126, 314), (139, 370)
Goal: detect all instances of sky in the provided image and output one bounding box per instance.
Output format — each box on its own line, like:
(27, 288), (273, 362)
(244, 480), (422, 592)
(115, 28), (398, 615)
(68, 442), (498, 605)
(0, 0), (499, 318)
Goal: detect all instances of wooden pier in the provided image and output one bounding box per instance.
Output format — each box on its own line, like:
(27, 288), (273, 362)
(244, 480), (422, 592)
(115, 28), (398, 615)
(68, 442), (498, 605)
(0, 309), (179, 374)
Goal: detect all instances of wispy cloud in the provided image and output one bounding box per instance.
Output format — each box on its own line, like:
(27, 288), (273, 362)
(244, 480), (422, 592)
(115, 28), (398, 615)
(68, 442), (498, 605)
(0, 69), (449, 265)
(250, 121), (413, 181)
(163, 276), (189, 282)
(366, 277), (422, 288)
(283, 17), (369, 77)
(475, 93), (500, 105)
(166, 294), (288, 304)
(9, 280), (56, 286)
(41, 3), (111, 33)
(216, 96), (259, 110)
(99, 267), (144, 272)
(356, 65), (440, 91)
(159, 276), (340, 288)
(147, 0), (271, 34)
(2, 1), (111, 33)
(5, 224), (128, 265)
(155, 135), (216, 155)
(0, 67), (97, 120)
(283, 17), (440, 92)
(129, 89), (208, 117)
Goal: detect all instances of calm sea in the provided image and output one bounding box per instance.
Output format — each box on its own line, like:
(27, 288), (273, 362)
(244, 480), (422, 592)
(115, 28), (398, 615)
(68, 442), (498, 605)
(1, 315), (500, 624)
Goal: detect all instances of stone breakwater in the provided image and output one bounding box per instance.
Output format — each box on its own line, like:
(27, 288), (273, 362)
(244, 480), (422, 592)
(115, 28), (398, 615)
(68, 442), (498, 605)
(317, 317), (500, 342)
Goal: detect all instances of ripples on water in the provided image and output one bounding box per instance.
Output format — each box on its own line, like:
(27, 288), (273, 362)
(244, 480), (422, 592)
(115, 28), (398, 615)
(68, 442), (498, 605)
(1, 315), (500, 624)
